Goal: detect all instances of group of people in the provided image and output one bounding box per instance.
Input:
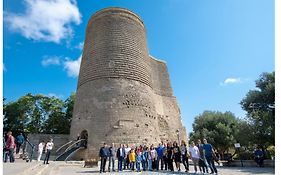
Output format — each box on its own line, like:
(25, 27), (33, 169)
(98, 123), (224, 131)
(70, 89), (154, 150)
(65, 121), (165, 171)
(3, 130), (54, 164)
(3, 131), (26, 163)
(37, 139), (54, 164)
(99, 138), (218, 174)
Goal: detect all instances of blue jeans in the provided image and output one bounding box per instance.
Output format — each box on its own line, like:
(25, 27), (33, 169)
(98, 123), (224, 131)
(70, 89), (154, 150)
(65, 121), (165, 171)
(130, 162), (135, 170)
(4, 148), (14, 162)
(136, 161), (141, 171)
(206, 156), (217, 173)
(108, 156), (115, 171)
(148, 159), (152, 171)
(142, 160), (147, 171)
(118, 156), (124, 171)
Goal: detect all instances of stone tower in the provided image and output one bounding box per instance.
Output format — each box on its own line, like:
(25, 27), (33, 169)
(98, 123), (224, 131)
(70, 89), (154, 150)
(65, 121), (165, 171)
(70, 7), (187, 159)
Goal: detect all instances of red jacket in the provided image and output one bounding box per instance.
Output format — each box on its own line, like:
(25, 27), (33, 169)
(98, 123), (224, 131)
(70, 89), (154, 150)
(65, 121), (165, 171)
(6, 135), (16, 149)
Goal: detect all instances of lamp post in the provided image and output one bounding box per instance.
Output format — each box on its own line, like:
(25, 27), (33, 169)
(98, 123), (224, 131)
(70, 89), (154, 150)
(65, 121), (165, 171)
(176, 129), (180, 144)
(234, 143), (243, 167)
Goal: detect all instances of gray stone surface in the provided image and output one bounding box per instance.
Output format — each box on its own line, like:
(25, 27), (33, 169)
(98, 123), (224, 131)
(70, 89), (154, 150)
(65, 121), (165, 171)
(3, 160), (275, 175)
(70, 7), (187, 160)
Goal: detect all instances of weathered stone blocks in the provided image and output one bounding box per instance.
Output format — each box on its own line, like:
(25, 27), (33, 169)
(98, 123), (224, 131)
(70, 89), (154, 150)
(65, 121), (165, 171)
(70, 7), (187, 159)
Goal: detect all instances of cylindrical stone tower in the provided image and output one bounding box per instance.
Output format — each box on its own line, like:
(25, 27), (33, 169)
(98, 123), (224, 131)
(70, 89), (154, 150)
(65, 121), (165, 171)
(70, 7), (187, 159)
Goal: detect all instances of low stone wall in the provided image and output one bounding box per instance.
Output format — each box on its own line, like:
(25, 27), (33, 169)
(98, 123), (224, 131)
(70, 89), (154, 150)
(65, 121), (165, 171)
(224, 160), (275, 167)
(27, 134), (70, 155)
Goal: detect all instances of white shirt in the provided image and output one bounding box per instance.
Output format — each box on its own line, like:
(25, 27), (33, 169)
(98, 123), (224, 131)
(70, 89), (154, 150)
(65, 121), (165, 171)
(125, 147), (131, 155)
(38, 143), (44, 152)
(46, 142), (54, 150)
(189, 146), (200, 159)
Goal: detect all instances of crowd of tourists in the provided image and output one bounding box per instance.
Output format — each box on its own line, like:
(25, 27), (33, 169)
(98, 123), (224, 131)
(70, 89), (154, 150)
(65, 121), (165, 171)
(3, 131), (54, 164)
(99, 138), (218, 174)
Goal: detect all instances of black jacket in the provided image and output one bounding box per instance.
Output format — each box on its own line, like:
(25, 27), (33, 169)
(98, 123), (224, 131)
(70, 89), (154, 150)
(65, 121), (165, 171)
(99, 147), (109, 158)
(116, 147), (125, 158)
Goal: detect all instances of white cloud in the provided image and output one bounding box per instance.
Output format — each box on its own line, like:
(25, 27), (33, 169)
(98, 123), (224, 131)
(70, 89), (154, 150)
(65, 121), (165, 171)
(41, 56), (61, 67)
(63, 55), (81, 77)
(220, 78), (242, 86)
(224, 78), (241, 84)
(75, 42), (84, 50)
(5, 0), (81, 43)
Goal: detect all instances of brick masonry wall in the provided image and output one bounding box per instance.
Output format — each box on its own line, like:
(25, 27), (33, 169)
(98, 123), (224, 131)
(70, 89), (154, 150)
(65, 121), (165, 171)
(70, 7), (187, 160)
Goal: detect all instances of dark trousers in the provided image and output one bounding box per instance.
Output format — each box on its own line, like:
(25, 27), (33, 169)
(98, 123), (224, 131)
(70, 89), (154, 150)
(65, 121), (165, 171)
(163, 156), (168, 170)
(255, 157), (264, 167)
(118, 156), (124, 171)
(16, 143), (22, 154)
(167, 158), (174, 171)
(157, 157), (164, 170)
(44, 149), (51, 164)
(130, 162), (135, 170)
(182, 155), (189, 171)
(199, 158), (209, 173)
(142, 160), (147, 171)
(100, 157), (107, 172)
(206, 156), (217, 173)
(4, 148), (15, 162)
(123, 156), (129, 169)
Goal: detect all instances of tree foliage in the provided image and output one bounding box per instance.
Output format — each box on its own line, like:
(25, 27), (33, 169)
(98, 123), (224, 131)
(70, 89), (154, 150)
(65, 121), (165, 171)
(3, 93), (76, 135)
(189, 111), (239, 155)
(240, 72), (275, 147)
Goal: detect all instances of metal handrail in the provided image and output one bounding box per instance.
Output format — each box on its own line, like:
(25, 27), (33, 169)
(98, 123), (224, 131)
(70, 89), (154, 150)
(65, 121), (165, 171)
(65, 139), (86, 152)
(65, 147), (83, 162)
(56, 140), (74, 153)
(25, 139), (35, 162)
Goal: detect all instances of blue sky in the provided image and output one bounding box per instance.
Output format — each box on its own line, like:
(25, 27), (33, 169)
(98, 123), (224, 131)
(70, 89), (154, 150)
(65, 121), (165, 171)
(3, 0), (274, 134)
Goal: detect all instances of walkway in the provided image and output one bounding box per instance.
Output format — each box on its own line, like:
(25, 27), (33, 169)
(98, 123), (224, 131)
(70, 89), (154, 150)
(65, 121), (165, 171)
(3, 160), (275, 175)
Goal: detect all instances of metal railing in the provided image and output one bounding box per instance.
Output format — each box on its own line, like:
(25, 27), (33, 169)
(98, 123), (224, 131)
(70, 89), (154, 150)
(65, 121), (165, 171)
(65, 139), (86, 152)
(56, 140), (74, 153)
(24, 139), (35, 162)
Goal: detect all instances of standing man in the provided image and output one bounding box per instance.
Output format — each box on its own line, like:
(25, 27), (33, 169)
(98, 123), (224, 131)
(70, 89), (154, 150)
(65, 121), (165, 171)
(117, 144), (125, 171)
(15, 133), (25, 154)
(5, 131), (16, 163)
(156, 142), (164, 171)
(197, 139), (209, 174)
(43, 138), (54, 164)
(124, 144), (131, 170)
(99, 143), (109, 173)
(203, 138), (217, 174)
(108, 143), (116, 172)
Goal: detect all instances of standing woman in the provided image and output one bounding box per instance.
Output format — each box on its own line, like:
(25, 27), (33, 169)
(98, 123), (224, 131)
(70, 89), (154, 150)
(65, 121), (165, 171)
(189, 141), (200, 174)
(173, 141), (181, 171)
(166, 142), (174, 171)
(180, 140), (190, 172)
(37, 140), (45, 161)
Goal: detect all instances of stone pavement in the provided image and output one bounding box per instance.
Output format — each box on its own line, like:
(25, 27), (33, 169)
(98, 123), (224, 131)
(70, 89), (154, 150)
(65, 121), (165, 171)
(3, 160), (275, 175)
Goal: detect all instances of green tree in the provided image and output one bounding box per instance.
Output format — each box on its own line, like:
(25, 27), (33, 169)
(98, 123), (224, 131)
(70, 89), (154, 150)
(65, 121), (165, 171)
(233, 119), (254, 148)
(64, 92), (76, 123)
(4, 93), (75, 134)
(240, 72), (275, 147)
(190, 111), (239, 156)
